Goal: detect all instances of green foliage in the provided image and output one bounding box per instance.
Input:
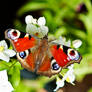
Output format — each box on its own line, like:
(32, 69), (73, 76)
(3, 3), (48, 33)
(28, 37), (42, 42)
(88, 88), (92, 92)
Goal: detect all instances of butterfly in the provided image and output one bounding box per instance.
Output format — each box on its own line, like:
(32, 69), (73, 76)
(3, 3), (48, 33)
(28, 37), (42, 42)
(5, 29), (82, 77)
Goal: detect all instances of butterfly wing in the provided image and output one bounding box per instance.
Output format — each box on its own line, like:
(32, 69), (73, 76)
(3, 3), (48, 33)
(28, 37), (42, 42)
(5, 29), (82, 77)
(5, 29), (39, 72)
(49, 43), (82, 68)
(37, 43), (82, 77)
(5, 29), (38, 52)
(37, 52), (62, 77)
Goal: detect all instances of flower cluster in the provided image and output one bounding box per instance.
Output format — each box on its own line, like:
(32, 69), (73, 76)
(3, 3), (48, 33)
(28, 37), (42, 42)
(0, 40), (16, 92)
(0, 40), (16, 62)
(25, 15), (49, 38)
(54, 64), (75, 91)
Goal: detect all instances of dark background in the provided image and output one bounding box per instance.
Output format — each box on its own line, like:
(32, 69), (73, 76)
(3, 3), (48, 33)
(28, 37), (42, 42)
(0, 0), (28, 40)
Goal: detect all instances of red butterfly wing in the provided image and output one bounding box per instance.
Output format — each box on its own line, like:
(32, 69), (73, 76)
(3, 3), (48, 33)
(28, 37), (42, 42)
(50, 45), (69, 67)
(12, 37), (36, 52)
(5, 29), (37, 52)
(50, 44), (82, 68)
(5, 29), (82, 77)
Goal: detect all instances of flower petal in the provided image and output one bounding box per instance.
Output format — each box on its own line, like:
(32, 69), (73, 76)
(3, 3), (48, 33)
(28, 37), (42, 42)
(66, 40), (71, 47)
(68, 73), (75, 83)
(38, 17), (46, 26)
(38, 26), (48, 38)
(54, 77), (64, 91)
(0, 52), (10, 62)
(0, 40), (8, 49)
(52, 36), (68, 45)
(0, 81), (14, 92)
(26, 24), (38, 34)
(0, 70), (8, 82)
(0, 70), (14, 92)
(72, 40), (82, 48)
(25, 15), (33, 24)
(4, 49), (16, 57)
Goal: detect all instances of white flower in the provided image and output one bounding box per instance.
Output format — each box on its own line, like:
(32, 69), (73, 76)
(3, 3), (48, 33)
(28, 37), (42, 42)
(0, 40), (16, 62)
(52, 36), (71, 47)
(26, 24), (38, 34)
(25, 15), (33, 24)
(25, 15), (37, 24)
(0, 70), (14, 92)
(25, 15), (48, 38)
(38, 17), (46, 26)
(72, 40), (82, 48)
(38, 26), (48, 38)
(54, 64), (75, 92)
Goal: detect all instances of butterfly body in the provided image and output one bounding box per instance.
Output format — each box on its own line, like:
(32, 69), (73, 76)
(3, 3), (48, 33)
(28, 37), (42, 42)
(5, 29), (82, 77)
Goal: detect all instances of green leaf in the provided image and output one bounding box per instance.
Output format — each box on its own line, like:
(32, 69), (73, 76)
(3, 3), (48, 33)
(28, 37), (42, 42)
(79, 11), (92, 47)
(0, 61), (9, 70)
(88, 88), (92, 92)
(8, 62), (22, 89)
(54, 27), (67, 38)
(14, 81), (32, 92)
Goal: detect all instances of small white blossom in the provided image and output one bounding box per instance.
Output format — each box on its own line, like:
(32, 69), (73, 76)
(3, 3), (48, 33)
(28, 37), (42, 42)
(25, 15), (33, 24)
(54, 64), (75, 92)
(0, 40), (16, 62)
(38, 26), (48, 37)
(38, 17), (46, 26)
(25, 15), (48, 38)
(25, 15), (37, 24)
(54, 77), (64, 91)
(0, 70), (14, 92)
(72, 40), (82, 48)
(26, 24), (38, 34)
(52, 36), (71, 47)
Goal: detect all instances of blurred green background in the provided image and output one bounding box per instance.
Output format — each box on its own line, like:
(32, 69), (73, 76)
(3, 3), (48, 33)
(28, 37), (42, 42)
(0, 0), (92, 92)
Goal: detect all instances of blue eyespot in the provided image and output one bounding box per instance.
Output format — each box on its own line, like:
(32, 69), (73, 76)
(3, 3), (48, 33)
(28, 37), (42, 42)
(52, 62), (60, 70)
(19, 51), (26, 59)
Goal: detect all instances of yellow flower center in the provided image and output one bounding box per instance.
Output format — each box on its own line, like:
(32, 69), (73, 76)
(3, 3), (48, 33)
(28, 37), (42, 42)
(0, 46), (4, 52)
(66, 77), (70, 82)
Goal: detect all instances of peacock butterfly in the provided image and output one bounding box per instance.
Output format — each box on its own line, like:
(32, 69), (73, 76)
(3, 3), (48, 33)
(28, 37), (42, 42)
(5, 29), (82, 77)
